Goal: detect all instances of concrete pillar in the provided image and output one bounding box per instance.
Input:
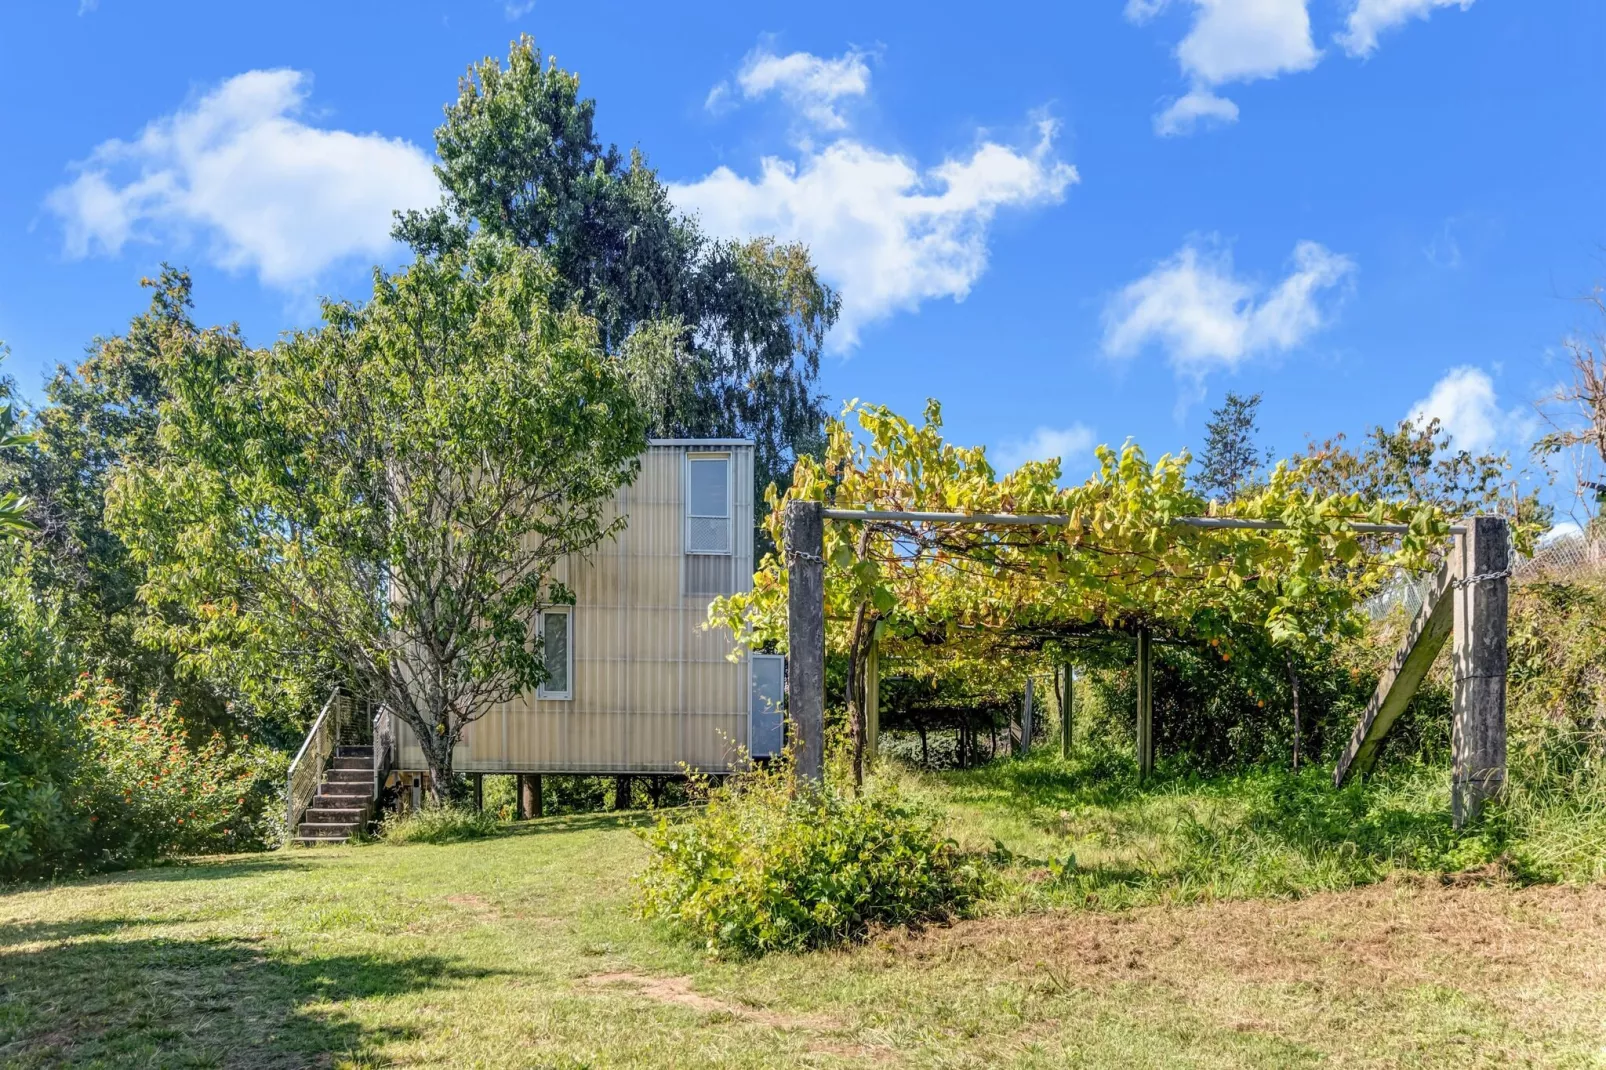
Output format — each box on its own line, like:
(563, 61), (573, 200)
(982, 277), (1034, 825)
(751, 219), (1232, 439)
(1136, 629), (1154, 780)
(785, 501), (826, 784)
(1452, 516), (1509, 827)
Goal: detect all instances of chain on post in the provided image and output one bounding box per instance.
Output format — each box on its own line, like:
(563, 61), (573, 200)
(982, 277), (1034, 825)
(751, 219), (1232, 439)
(1452, 565), (1513, 589)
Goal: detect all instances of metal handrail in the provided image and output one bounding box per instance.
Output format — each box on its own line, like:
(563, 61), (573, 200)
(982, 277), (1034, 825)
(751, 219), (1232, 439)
(372, 705), (395, 802)
(284, 692), (338, 844)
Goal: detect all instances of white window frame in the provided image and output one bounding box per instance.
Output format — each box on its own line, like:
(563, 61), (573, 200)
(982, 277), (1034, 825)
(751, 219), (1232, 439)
(536, 606), (573, 701)
(684, 451), (733, 556)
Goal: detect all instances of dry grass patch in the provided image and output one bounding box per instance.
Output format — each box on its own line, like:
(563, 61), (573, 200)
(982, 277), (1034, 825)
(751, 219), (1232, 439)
(854, 880), (1606, 1066)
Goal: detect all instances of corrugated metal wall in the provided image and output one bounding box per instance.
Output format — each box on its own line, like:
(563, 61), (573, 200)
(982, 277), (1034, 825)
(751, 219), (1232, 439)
(396, 441), (756, 774)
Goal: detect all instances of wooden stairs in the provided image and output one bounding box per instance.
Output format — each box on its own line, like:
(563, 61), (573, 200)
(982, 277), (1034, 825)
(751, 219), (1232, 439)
(294, 746), (376, 844)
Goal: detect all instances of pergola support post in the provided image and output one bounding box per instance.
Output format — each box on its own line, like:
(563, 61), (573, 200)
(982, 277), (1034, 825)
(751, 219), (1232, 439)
(1018, 677), (1034, 756)
(785, 501), (827, 785)
(1060, 664), (1073, 760)
(865, 635), (880, 764)
(1452, 516), (1509, 827)
(1136, 628), (1154, 780)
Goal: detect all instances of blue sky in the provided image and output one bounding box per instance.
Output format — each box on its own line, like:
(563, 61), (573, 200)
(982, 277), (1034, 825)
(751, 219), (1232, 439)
(2, 1), (1602, 521)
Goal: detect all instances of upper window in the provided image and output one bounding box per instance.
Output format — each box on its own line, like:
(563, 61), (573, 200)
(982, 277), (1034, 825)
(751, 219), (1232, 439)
(537, 608), (572, 700)
(685, 454), (731, 555)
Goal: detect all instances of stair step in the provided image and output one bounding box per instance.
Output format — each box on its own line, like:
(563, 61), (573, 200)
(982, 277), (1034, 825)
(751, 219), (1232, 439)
(336, 746), (374, 757)
(295, 836), (354, 845)
(303, 807), (365, 820)
(325, 770), (373, 783)
(299, 822), (360, 834)
(329, 758), (372, 771)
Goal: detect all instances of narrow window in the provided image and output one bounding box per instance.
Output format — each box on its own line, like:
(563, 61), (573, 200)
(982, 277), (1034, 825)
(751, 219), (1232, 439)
(537, 608), (572, 700)
(685, 453), (731, 555)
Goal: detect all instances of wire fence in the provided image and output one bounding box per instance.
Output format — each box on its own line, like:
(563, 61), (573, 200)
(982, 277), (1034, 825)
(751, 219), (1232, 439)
(1363, 531), (1606, 622)
(1512, 532), (1606, 585)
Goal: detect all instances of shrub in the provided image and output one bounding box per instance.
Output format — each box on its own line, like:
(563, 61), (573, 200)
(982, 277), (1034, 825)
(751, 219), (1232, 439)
(0, 561), (88, 877)
(79, 686), (286, 864)
(378, 804), (501, 845)
(0, 547), (283, 878)
(635, 762), (990, 957)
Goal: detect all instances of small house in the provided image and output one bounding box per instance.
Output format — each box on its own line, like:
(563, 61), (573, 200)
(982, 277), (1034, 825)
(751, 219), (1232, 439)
(388, 439), (784, 789)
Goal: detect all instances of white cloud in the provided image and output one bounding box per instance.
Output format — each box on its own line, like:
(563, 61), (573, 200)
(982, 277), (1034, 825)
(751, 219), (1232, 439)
(47, 70), (440, 289)
(718, 46), (873, 130)
(1103, 239), (1355, 378)
(1154, 86), (1241, 136)
(672, 118), (1076, 348)
(1405, 366), (1532, 455)
(1133, 0), (1472, 133)
(1131, 0), (1319, 135)
(994, 424), (1097, 475)
(1173, 0), (1320, 84)
(1338, 0), (1473, 58)
(1541, 519), (1583, 546)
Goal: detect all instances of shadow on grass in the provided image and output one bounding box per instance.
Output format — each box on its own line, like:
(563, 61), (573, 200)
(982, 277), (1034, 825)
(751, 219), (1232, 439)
(935, 749), (1150, 814)
(0, 929), (503, 1067)
(932, 750), (1486, 905)
(499, 810), (661, 838)
(91, 854), (321, 885)
(0, 916), (164, 947)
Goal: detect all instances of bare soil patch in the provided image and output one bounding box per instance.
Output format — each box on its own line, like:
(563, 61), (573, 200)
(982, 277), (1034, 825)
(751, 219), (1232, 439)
(581, 970), (837, 1031)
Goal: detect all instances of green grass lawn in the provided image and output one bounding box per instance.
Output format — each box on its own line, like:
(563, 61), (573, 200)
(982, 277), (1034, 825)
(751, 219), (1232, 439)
(3, 757), (1605, 1068)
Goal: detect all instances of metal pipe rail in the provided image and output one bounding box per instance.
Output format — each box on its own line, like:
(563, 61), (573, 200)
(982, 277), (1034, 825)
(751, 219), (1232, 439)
(285, 691), (337, 843)
(820, 508), (1464, 535)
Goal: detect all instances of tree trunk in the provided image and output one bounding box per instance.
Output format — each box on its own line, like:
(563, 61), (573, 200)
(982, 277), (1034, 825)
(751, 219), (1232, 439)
(613, 776), (632, 811)
(415, 720), (457, 808)
(918, 722), (928, 767)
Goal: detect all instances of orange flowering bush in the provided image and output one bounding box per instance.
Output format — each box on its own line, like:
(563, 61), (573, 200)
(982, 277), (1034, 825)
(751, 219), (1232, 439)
(78, 683), (285, 863)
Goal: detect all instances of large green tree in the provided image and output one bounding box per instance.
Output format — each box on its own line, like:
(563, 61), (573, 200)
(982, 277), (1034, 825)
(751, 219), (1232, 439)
(1194, 391), (1271, 501)
(396, 37), (839, 516)
(109, 242), (649, 802)
(1303, 417), (1549, 547)
(4, 272), (306, 737)
(0, 397), (30, 538)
